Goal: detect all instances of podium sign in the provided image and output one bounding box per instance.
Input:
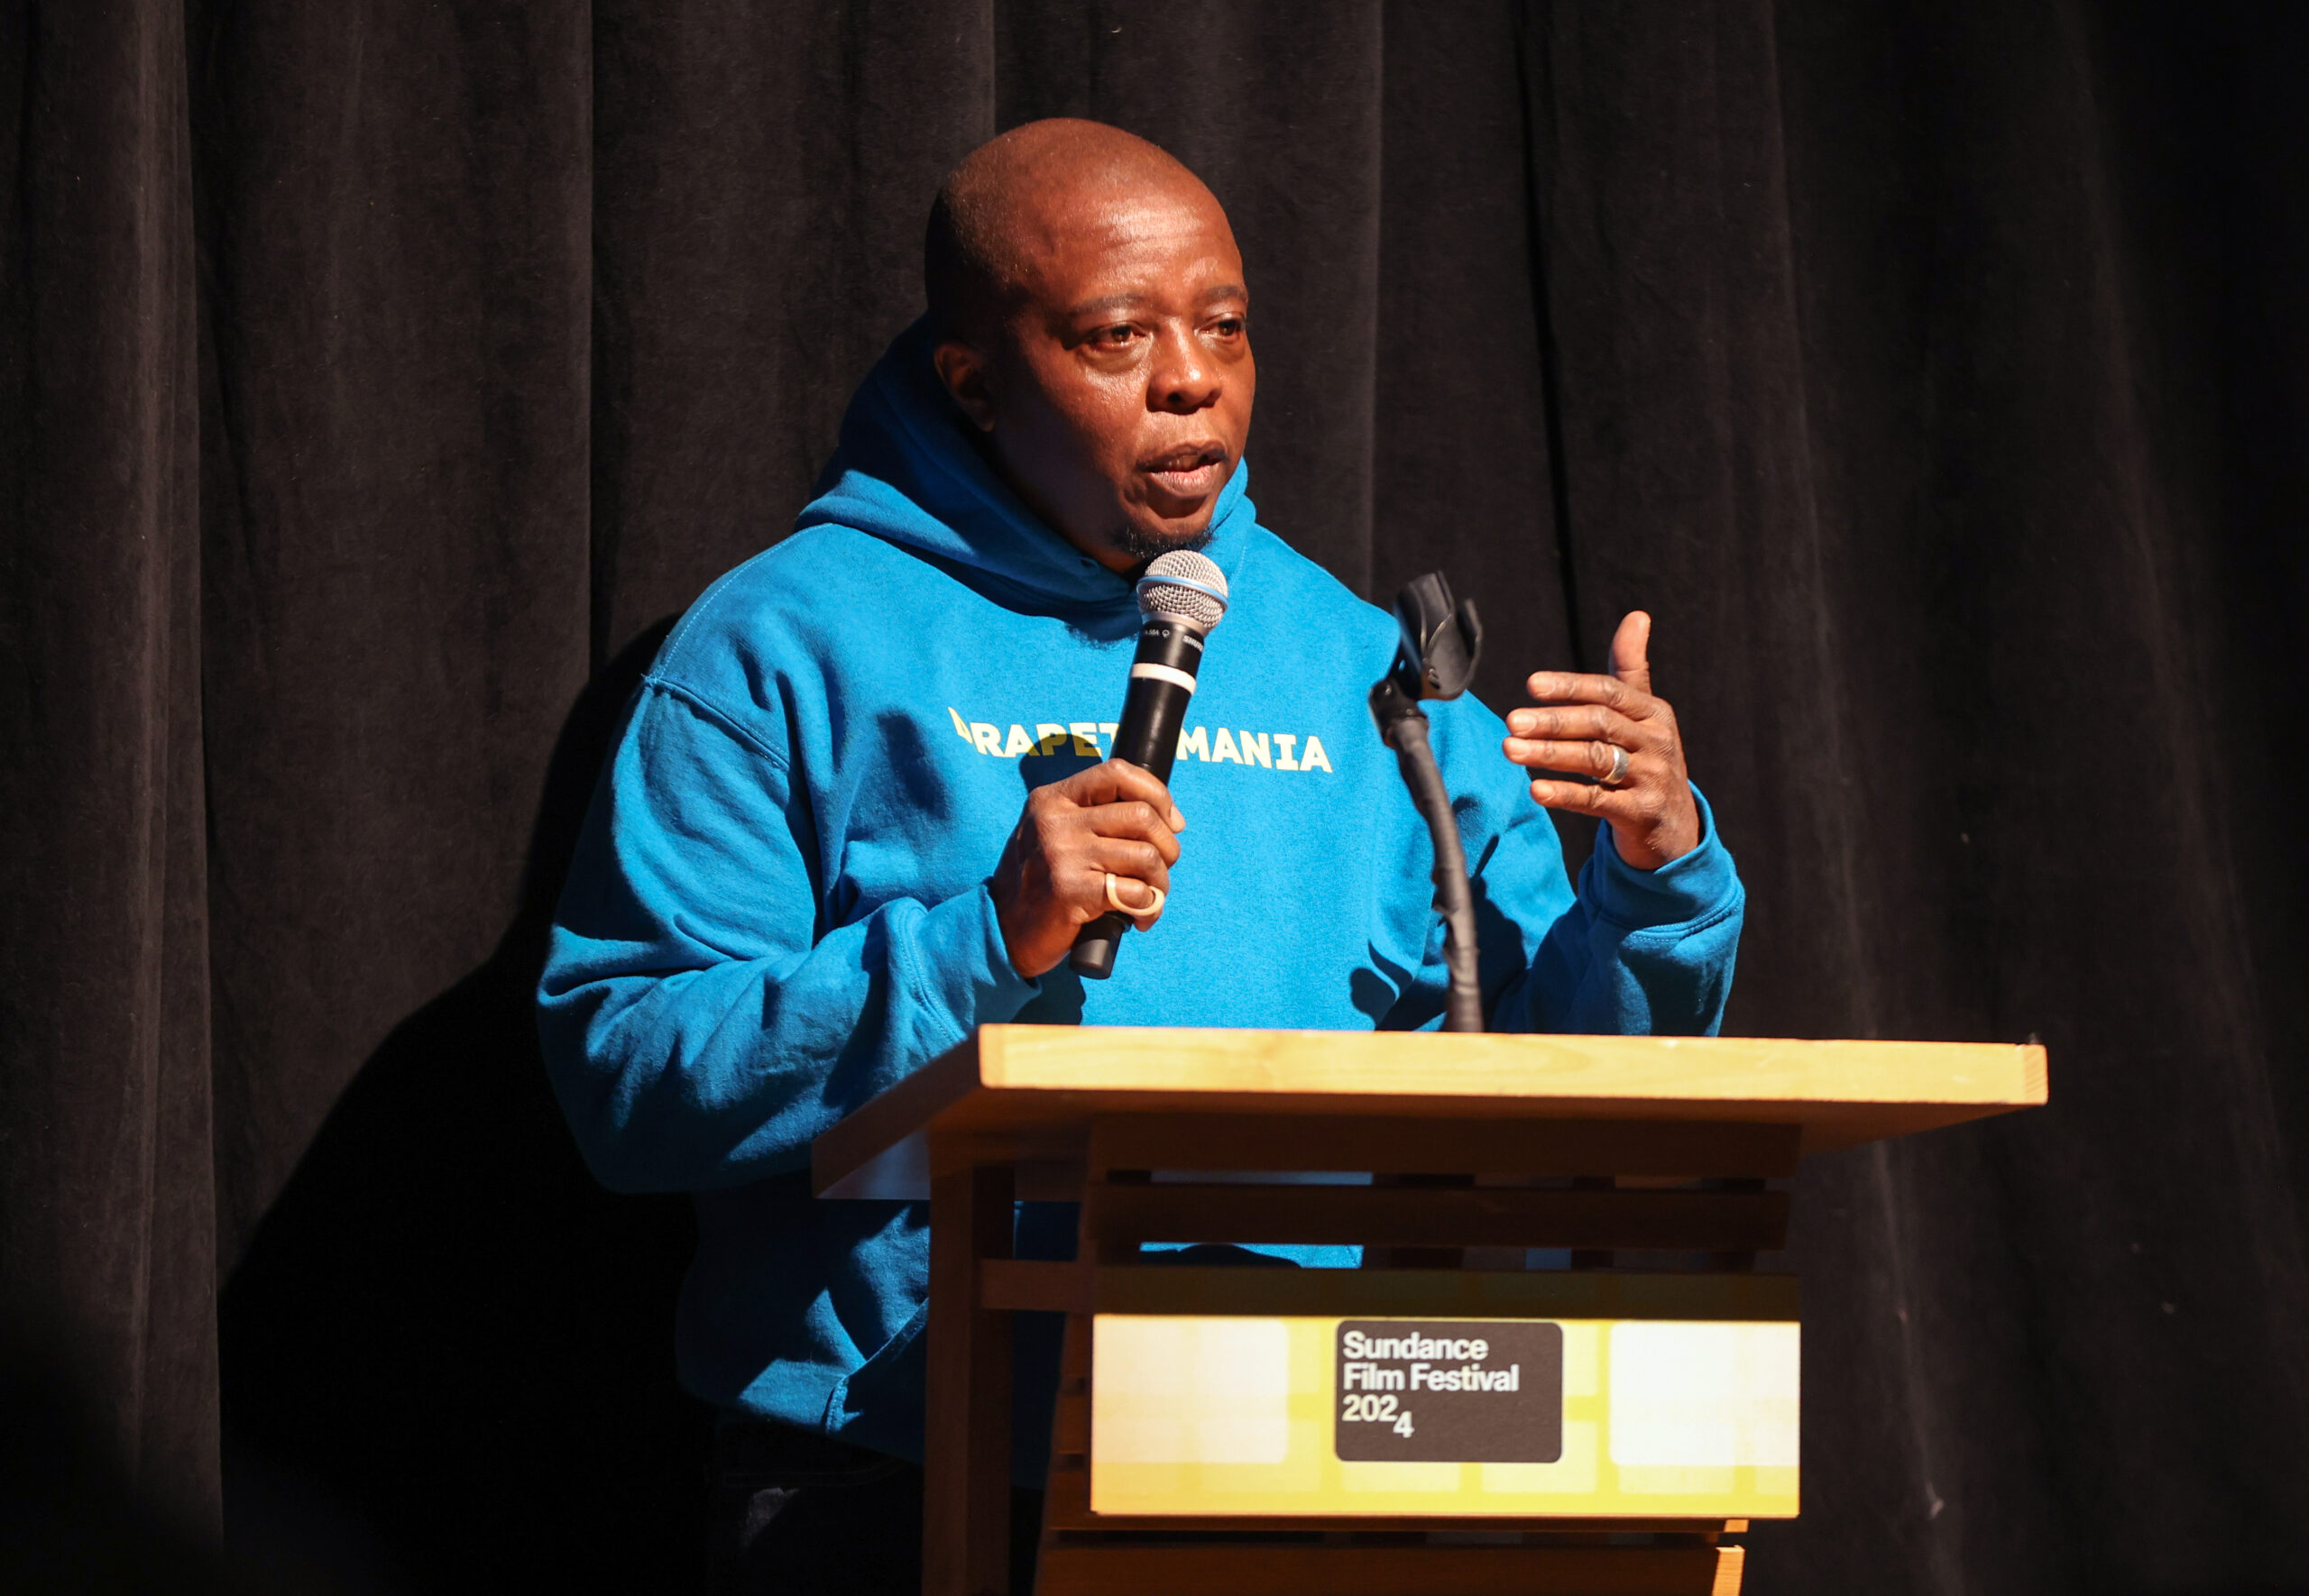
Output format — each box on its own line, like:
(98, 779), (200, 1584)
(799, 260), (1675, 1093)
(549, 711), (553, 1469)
(1092, 1309), (1798, 1518)
(814, 1026), (2045, 1596)
(1329, 1317), (1567, 1463)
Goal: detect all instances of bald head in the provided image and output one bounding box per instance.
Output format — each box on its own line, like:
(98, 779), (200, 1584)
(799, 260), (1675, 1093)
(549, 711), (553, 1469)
(924, 119), (1254, 573)
(925, 120), (1220, 344)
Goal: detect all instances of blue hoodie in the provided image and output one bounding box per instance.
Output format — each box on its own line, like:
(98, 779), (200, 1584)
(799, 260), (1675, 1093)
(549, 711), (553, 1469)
(538, 320), (1744, 1470)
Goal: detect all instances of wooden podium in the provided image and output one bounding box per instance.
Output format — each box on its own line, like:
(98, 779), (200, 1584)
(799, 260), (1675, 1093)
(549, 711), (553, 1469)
(814, 1026), (2046, 1596)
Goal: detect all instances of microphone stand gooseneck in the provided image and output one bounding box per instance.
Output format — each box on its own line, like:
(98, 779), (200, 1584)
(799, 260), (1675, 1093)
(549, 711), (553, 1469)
(1368, 573), (1486, 1034)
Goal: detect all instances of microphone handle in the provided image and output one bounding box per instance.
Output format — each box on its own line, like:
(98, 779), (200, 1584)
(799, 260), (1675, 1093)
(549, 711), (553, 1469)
(1070, 618), (1202, 979)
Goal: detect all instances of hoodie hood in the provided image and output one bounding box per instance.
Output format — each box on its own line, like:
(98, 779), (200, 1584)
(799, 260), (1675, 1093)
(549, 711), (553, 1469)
(795, 317), (1256, 613)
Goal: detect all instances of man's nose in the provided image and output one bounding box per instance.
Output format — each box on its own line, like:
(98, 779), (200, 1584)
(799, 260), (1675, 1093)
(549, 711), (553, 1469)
(1147, 324), (1219, 413)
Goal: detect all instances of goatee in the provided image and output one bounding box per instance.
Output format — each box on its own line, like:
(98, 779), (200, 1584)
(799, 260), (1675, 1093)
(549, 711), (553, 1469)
(1109, 521), (1215, 568)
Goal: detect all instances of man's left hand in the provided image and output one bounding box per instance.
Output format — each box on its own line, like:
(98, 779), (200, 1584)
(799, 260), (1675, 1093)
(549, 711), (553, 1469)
(1503, 610), (1701, 871)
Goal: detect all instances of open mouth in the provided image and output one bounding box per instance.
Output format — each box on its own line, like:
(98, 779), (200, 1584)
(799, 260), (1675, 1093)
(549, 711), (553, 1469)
(1139, 443), (1228, 500)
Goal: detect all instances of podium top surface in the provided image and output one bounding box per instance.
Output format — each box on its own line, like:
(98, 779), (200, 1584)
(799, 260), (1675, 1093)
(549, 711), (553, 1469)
(813, 1026), (2046, 1200)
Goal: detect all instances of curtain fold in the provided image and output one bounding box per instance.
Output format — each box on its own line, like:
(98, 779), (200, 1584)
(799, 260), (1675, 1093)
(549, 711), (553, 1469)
(190, 1), (595, 1272)
(2, 1), (2302, 1589)
(0, 0), (216, 1536)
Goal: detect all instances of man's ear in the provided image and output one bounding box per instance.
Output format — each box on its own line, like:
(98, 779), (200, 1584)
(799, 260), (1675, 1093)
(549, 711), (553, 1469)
(932, 339), (998, 433)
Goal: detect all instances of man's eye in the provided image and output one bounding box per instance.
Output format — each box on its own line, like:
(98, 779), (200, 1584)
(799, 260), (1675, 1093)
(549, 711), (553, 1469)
(1211, 317), (1245, 337)
(1096, 325), (1137, 346)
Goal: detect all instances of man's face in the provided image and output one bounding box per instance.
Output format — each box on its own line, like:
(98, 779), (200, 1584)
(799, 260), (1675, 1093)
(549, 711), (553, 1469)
(935, 179), (1255, 573)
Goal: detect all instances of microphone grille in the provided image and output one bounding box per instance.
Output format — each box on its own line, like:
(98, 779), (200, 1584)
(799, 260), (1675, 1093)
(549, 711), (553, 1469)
(1136, 548), (1229, 629)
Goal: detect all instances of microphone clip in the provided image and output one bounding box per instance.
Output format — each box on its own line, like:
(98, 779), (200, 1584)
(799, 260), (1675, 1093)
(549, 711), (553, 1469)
(1370, 572), (1483, 732)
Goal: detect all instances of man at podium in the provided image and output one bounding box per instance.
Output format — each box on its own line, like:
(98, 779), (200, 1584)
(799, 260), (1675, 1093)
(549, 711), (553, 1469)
(538, 120), (1744, 1593)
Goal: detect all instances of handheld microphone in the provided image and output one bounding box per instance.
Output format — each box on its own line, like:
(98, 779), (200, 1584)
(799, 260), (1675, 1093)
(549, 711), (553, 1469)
(1070, 548), (1231, 979)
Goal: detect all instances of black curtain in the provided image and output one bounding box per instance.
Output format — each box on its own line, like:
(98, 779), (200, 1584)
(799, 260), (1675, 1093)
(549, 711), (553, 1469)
(5, 2), (2304, 1591)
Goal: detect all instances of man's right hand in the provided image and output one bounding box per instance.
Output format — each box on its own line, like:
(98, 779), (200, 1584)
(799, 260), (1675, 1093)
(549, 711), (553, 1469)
(989, 759), (1183, 978)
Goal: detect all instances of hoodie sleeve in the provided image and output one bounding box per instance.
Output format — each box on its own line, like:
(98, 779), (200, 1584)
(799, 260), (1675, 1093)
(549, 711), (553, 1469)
(1397, 697), (1744, 1038)
(536, 679), (1040, 1193)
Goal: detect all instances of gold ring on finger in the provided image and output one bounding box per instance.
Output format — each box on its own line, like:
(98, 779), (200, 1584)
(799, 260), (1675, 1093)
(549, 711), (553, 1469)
(1105, 872), (1165, 916)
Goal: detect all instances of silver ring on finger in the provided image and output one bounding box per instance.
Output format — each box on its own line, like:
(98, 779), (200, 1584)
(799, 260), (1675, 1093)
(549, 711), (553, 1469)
(1598, 743), (1632, 788)
(1105, 872), (1165, 916)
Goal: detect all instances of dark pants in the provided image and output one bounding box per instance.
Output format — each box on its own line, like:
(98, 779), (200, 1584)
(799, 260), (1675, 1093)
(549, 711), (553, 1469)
(706, 1421), (1043, 1596)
